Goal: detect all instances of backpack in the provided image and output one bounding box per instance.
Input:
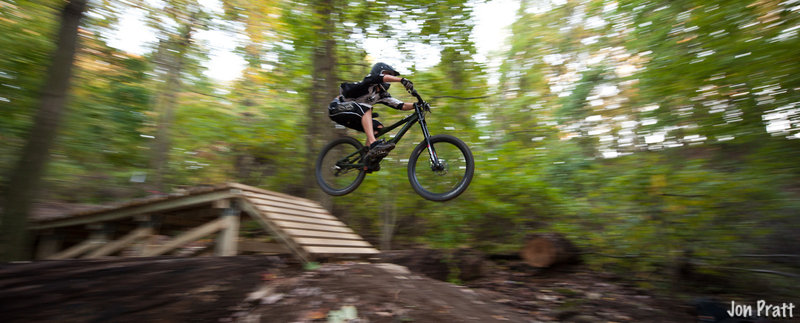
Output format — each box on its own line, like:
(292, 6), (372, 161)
(339, 81), (370, 99)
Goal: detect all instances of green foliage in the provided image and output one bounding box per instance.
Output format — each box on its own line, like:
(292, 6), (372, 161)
(486, 0), (800, 295)
(0, 0), (61, 175)
(4, 0), (798, 297)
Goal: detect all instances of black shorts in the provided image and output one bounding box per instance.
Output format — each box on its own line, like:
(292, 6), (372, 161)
(328, 98), (383, 132)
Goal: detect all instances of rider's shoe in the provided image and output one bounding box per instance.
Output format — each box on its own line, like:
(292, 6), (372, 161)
(366, 139), (395, 162)
(365, 163), (380, 173)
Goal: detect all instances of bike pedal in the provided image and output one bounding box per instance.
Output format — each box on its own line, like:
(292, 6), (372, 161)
(363, 160), (381, 173)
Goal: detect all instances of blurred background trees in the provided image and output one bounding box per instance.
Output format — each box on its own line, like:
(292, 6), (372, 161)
(1, 0), (798, 296)
(1, 0), (87, 260)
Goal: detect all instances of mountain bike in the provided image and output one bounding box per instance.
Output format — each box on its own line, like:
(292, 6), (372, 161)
(315, 89), (474, 202)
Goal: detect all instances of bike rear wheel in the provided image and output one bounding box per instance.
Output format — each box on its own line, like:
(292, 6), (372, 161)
(408, 134), (474, 201)
(316, 137), (366, 196)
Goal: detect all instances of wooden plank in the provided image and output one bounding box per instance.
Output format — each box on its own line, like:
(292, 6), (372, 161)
(141, 217), (228, 257)
(246, 196), (332, 217)
(303, 246), (380, 255)
(243, 190), (319, 204)
(294, 237), (373, 248)
(244, 193), (332, 213)
(270, 220), (355, 233)
(47, 239), (105, 260)
(257, 210), (347, 227)
(249, 198), (330, 217)
(84, 227), (153, 258)
(253, 203), (338, 221)
(239, 189), (321, 208)
(32, 190), (240, 230)
(237, 200), (310, 263)
(229, 183), (311, 200)
(282, 228), (365, 240)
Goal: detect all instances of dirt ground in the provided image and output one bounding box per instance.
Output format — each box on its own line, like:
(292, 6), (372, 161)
(0, 254), (699, 322)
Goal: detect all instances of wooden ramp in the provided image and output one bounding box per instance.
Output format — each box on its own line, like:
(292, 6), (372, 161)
(31, 183), (379, 262)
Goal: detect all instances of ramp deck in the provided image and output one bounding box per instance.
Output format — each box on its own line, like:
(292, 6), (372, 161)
(31, 183), (379, 262)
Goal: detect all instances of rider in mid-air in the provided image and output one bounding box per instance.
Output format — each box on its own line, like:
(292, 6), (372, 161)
(328, 62), (415, 164)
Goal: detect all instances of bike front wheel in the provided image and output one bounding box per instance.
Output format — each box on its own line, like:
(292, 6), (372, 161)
(316, 137), (366, 196)
(408, 134), (474, 201)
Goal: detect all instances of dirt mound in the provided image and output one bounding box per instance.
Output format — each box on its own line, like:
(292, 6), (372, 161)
(0, 256), (291, 322)
(231, 262), (530, 322)
(0, 254), (697, 322)
(0, 256), (528, 322)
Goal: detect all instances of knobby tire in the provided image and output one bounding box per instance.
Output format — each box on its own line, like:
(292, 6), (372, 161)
(316, 137), (366, 196)
(407, 134), (474, 201)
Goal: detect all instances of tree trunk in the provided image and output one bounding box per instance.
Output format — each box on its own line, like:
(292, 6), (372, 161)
(306, 0), (338, 206)
(150, 41), (179, 193)
(150, 14), (198, 193)
(0, 0), (87, 261)
(519, 233), (579, 268)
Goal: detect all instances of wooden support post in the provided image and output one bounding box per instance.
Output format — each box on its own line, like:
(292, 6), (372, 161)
(133, 215), (159, 256)
(35, 231), (62, 260)
(215, 200), (240, 257)
(140, 217), (228, 257)
(83, 227), (153, 259)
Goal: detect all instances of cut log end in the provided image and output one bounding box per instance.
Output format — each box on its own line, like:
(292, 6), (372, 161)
(520, 233), (579, 268)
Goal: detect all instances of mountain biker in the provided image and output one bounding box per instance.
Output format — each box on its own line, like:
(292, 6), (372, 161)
(328, 62), (416, 164)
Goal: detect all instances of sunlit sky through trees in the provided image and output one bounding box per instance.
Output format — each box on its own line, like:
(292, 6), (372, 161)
(108, 0), (520, 81)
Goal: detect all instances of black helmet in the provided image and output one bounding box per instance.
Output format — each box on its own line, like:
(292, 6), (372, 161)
(371, 62), (398, 91)
(371, 62), (400, 77)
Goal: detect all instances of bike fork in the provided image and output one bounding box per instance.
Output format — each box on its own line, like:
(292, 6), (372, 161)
(418, 115), (444, 171)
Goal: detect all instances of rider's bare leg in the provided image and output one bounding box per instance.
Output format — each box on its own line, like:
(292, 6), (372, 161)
(361, 110), (376, 146)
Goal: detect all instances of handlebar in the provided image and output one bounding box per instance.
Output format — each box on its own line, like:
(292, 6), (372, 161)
(408, 89), (430, 112)
(409, 89), (421, 101)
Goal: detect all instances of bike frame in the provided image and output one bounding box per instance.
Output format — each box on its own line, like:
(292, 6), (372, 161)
(336, 90), (443, 172)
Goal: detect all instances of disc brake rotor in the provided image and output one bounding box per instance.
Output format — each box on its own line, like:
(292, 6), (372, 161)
(432, 160), (448, 176)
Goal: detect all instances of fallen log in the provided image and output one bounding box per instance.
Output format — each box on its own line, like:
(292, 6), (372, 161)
(519, 233), (579, 268)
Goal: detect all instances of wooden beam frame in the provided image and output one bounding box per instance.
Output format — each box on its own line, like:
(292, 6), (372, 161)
(30, 184), (378, 262)
(31, 190), (241, 230)
(47, 230), (108, 260)
(83, 227), (153, 259)
(140, 217), (229, 257)
(237, 198), (310, 263)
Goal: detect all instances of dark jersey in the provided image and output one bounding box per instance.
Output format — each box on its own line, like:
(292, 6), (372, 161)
(338, 73), (403, 110)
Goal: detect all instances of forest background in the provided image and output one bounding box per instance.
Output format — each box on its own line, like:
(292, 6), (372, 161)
(1, 0), (798, 298)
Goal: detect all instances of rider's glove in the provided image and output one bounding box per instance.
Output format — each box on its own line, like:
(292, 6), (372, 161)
(400, 78), (414, 91)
